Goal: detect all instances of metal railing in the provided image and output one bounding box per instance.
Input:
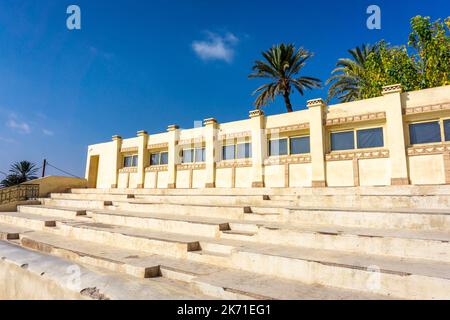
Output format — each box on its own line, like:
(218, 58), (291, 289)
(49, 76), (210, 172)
(0, 184), (40, 205)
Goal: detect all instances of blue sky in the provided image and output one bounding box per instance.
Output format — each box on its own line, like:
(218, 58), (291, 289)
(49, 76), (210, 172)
(0, 0), (448, 177)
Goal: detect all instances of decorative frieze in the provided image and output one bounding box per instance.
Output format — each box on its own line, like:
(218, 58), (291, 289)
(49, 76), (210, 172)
(216, 160), (252, 169)
(407, 143), (450, 156)
(326, 149), (389, 161)
(118, 167), (138, 173)
(145, 165), (168, 172)
(249, 109), (264, 118)
(218, 131), (252, 141)
(178, 137), (205, 146)
(326, 112), (386, 126)
(307, 98), (325, 108)
(382, 84), (402, 95)
(147, 142), (168, 150)
(264, 154), (311, 166)
(266, 123), (309, 135)
(120, 147), (138, 153)
(404, 103), (450, 116)
(176, 163), (206, 171)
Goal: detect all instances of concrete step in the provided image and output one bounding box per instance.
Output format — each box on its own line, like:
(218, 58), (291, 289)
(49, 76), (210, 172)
(87, 209), (231, 238)
(0, 212), (59, 230)
(18, 205), (87, 219)
(39, 198), (112, 209)
(2, 229), (388, 299)
(229, 223), (450, 262)
(53, 221), (201, 259)
(295, 194), (450, 210)
(287, 207), (450, 231)
(0, 241), (213, 300)
(194, 239), (450, 299)
(0, 223), (32, 240)
(50, 193), (135, 201)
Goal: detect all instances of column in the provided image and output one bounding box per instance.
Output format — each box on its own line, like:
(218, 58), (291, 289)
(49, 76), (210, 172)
(204, 118), (218, 188)
(249, 109), (266, 188)
(382, 84), (409, 185)
(111, 135), (123, 188)
(136, 130), (149, 189)
(307, 98), (327, 187)
(167, 124), (180, 189)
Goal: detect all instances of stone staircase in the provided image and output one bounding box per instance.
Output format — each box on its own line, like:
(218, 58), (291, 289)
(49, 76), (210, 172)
(1, 185), (450, 299)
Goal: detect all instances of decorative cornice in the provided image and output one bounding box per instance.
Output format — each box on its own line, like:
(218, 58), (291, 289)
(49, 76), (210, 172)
(407, 143), (450, 156)
(178, 137), (205, 146)
(326, 149), (389, 161)
(264, 154), (311, 165)
(326, 112), (386, 126)
(120, 147), (139, 153)
(145, 165), (168, 172)
(137, 130), (148, 137)
(249, 109), (264, 118)
(167, 124), (179, 132)
(147, 142), (168, 150)
(216, 160), (253, 168)
(382, 84), (402, 95)
(266, 123), (309, 135)
(404, 103), (450, 115)
(176, 163), (206, 170)
(112, 135), (122, 141)
(307, 98), (326, 108)
(203, 118), (217, 126)
(118, 167), (138, 173)
(218, 131), (252, 141)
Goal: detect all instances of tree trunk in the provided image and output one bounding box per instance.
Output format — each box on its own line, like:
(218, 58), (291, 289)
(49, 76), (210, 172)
(283, 92), (293, 113)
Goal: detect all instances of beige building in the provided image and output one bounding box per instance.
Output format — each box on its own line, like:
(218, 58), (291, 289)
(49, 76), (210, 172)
(85, 84), (450, 189)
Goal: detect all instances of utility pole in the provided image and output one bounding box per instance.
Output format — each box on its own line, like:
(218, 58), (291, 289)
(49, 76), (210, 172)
(42, 159), (47, 178)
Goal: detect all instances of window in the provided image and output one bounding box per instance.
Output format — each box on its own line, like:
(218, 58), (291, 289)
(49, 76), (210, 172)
(160, 152), (168, 165)
(182, 149), (194, 163)
(290, 136), (310, 154)
(331, 131), (355, 151)
(444, 119), (450, 142)
(123, 155), (138, 167)
(409, 121), (441, 145)
(357, 128), (384, 149)
(237, 143), (252, 159)
(269, 138), (288, 156)
(150, 151), (168, 166)
(195, 147), (205, 162)
(182, 148), (204, 163)
(222, 145), (235, 160)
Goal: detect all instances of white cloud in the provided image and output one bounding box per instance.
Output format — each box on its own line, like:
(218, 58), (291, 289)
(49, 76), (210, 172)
(192, 31), (239, 63)
(0, 136), (15, 144)
(7, 118), (31, 134)
(42, 129), (54, 136)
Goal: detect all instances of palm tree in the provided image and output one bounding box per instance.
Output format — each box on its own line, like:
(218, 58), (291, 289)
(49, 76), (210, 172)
(0, 161), (38, 188)
(249, 43), (322, 113)
(326, 44), (376, 102)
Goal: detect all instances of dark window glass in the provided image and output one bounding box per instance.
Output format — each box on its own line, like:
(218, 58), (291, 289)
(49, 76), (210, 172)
(150, 153), (160, 166)
(123, 156), (132, 167)
(357, 128), (384, 149)
(160, 152), (168, 165)
(269, 139), (288, 156)
(290, 137), (310, 154)
(195, 148), (205, 162)
(132, 155), (138, 167)
(182, 149), (194, 163)
(222, 145), (236, 160)
(444, 120), (450, 142)
(331, 131), (355, 151)
(237, 143), (252, 159)
(409, 121), (441, 145)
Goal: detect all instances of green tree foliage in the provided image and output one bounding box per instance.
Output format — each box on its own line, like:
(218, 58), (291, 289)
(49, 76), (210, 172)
(0, 161), (38, 188)
(249, 43), (322, 112)
(327, 16), (450, 102)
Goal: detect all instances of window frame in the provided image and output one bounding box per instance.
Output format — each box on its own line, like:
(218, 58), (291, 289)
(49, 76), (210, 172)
(236, 142), (252, 159)
(123, 154), (138, 168)
(329, 130), (356, 152)
(408, 119), (443, 146)
(268, 135), (311, 157)
(268, 137), (289, 157)
(222, 144), (236, 161)
(149, 151), (168, 166)
(181, 147), (205, 163)
(289, 135), (311, 155)
(355, 126), (385, 150)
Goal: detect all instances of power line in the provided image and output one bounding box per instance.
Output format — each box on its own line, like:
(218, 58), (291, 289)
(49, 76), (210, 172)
(45, 162), (81, 179)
